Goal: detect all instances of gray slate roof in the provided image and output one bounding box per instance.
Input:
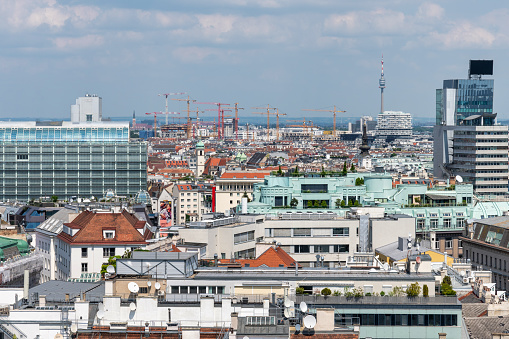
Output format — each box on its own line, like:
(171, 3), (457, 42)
(36, 207), (78, 234)
(29, 280), (104, 302)
(464, 316), (509, 339)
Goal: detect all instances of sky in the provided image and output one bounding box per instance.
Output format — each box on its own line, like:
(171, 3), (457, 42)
(1, 0), (508, 121)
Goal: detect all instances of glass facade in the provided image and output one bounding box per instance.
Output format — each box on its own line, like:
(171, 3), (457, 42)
(0, 126), (129, 143)
(442, 79), (494, 124)
(0, 122), (146, 202)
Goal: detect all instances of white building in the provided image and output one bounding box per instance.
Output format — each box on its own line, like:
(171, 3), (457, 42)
(375, 111), (412, 139)
(56, 210), (154, 280)
(71, 94), (102, 123)
(35, 207), (79, 283)
(178, 212), (415, 267)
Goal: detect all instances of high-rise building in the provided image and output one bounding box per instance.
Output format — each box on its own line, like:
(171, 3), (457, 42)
(433, 60), (508, 198)
(70, 94), (102, 123)
(0, 96), (147, 202)
(375, 111), (412, 140)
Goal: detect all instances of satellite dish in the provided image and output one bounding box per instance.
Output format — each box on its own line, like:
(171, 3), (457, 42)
(303, 315), (316, 329)
(300, 301), (308, 313)
(106, 265), (115, 274)
(155, 282), (161, 290)
(284, 308), (290, 318)
(456, 175), (463, 183)
(295, 324), (301, 332)
(70, 324), (78, 333)
(284, 298), (292, 308)
(98, 303), (104, 311)
(147, 281), (152, 287)
(97, 310), (105, 319)
(129, 302), (137, 311)
(128, 282), (139, 293)
(460, 271), (466, 277)
(383, 263), (390, 271)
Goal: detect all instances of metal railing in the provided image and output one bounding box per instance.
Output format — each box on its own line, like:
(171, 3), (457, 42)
(295, 295), (459, 305)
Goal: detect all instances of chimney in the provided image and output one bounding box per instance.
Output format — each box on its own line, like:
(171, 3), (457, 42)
(39, 295), (46, 307)
(23, 269), (29, 299)
(438, 333), (447, 339)
(231, 312), (238, 331)
(65, 293), (70, 302)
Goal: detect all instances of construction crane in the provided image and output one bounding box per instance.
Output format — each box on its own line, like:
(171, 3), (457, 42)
(252, 109), (287, 141)
(232, 103), (244, 140)
(252, 105), (276, 141)
(204, 108), (232, 139)
(192, 108), (205, 139)
(145, 112), (164, 137)
(288, 118), (314, 140)
(196, 102), (230, 139)
(302, 105), (346, 136)
(172, 95), (196, 139)
(158, 92), (186, 125)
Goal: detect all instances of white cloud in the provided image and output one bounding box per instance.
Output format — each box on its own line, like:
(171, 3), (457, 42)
(53, 34), (104, 50)
(324, 9), (407, 36)
(416, 2), (444, 20)
(415, 23), (495, 50)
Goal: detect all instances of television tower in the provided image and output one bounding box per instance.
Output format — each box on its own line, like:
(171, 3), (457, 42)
(379, 55), (386, 113)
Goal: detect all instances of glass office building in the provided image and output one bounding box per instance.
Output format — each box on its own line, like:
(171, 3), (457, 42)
(0, 121), (147, 202)
(434, 71), (508, 198)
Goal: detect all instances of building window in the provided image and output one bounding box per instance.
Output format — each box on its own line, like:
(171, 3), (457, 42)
(139, 287), (149, 294)
(81, 263), (88, 272)
(103, 230), (115, 239)
(333, 228), (349, 237)
(81, 248), (88, 258)
(445, 239), (453, 249)
(457, 218), (465, 228)
(314, 245), (329, 253)
(430, 219), (438, 229)
(17, 154), (28, 160)
(294, 245), (310, 253)
(86, 114), (93, 122)
(334, 245), (349, 253)
(416, 219), (425, 230)
(443, 218), (451, 228)
(103, 248), (115, 257)
(293, 228), (311, 237)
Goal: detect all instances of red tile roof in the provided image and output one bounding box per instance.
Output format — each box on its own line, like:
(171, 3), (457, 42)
(58, 210), (151, 245)
(219, 172), (271, 179)
(218, 246), (299, 268)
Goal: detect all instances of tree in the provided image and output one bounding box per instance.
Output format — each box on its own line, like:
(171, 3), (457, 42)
(313, 200), (320, 208)
(320, 165), (326, 177)
(296, 287), (305, 295)
(293, 166), (299, 176)
(441, 276), (456, 296)
(335, 199), (342, 209)
(277, 165), (283, 176)
(342, 162), (348, 175)
(353, 200), (360, 207)
(290, 198), (298, 208)
(307, 201), (313, 208)
(321, 200), (327, 208)
(50, 195), (58, 203)
(406, 282), (421, 297)
(340, 200), (346, 208)
(423, 284), (429, 297)
(355, 177), (364, 186)
(321, 287), (332, 296)
(350, 163), (356, 172)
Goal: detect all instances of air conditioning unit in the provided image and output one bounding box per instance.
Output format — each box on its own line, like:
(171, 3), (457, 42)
(463, 277), (470, 284)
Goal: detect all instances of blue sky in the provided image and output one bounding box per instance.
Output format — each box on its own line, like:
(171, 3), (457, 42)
(1, 0), (508, 121)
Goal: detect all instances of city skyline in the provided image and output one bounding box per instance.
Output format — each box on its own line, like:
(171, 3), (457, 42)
(1, 0), (507, 120)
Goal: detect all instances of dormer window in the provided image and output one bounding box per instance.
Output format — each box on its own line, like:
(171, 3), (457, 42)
(103, 230), (115, 239)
